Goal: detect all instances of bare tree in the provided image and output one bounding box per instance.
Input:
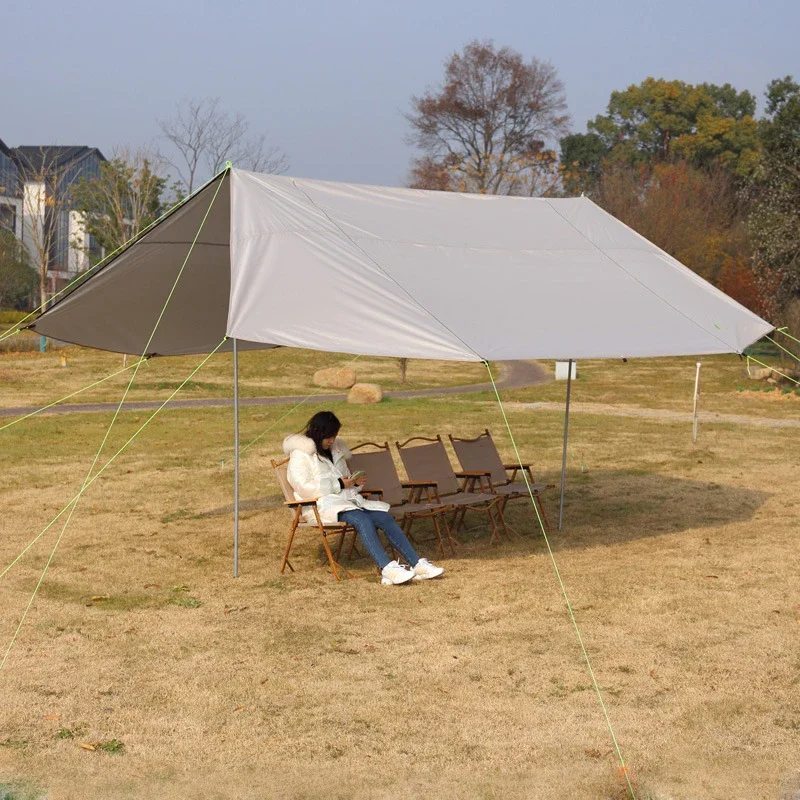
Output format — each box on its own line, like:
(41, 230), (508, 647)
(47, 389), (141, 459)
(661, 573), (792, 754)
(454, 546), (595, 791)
(15, 147), (85, 308)
(406, 40), (570, 195)
(72, 146), (170, 262)
(158, 98), (289, 194)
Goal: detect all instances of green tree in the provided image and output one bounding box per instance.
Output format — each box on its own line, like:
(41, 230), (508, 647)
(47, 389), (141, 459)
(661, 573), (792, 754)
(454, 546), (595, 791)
(586, 78), (759, 178)
(594, 160), (750, 289)
(559, 132), (608, 194)
(72, 148), (170, 263)
(748, 76), (800, 333)
(406, 40), (570, 196)
(0, 230), (37, 310)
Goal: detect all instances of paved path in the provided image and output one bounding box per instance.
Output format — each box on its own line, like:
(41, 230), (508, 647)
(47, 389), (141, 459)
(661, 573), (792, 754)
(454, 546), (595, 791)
(0, 360), (551, 419)
(5, 362), (795, 430)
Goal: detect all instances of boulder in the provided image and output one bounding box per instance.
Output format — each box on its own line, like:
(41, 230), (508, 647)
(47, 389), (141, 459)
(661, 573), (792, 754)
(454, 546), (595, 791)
(313, 367), (356, 389)
(748, 367), (772, 380)
(347, 383), (383, 404)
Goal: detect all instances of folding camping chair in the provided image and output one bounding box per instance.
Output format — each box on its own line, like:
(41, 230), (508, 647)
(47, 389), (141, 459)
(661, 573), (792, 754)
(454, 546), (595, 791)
(271, 457), (356, 581)
(395, 435), (505, 545)
(448, 429), (554, 535)
(348, 441), (456, 557)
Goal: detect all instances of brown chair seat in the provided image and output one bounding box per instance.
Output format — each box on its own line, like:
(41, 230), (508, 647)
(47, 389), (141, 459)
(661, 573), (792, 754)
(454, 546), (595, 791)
(348, 442), (455, 557)
(448, 429), (554, 535)
(395, 435), (505, 545)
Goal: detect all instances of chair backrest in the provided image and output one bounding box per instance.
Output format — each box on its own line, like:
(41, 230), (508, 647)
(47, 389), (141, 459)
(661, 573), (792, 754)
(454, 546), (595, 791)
(270, 457), (295, 503)
(348, 442), (405, 506)
(449, 429), (507, 485)
(395, 435), (459, 496)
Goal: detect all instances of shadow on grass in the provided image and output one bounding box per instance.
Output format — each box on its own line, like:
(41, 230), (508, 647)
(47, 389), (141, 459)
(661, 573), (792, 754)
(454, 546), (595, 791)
(501, 469), (771, 552)
(188, 470), (771, 575)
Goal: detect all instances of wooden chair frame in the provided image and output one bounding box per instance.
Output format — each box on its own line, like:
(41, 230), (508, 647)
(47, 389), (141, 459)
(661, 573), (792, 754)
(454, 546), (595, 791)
(448, 429), (554, 536)
(348, 441), (456, 557)
(394, 435), (506, 545)
(271, 457), (355, 581)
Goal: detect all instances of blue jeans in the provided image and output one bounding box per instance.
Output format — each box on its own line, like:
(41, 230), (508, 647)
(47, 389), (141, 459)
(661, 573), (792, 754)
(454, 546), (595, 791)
(338, 509), (420, 570)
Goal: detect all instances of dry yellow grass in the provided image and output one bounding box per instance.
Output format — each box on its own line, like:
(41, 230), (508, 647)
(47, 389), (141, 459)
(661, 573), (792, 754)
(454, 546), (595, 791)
(0, 346), (489, 408)
(0, 351), (798, 799)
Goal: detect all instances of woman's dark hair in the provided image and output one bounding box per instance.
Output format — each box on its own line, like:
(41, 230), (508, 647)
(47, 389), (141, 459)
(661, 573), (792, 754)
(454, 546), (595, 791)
(304, 411), (341, 460)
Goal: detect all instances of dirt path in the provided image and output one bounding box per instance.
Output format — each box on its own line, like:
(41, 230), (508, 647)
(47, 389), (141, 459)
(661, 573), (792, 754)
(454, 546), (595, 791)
(0, 360), (551, 418)
(505, 400), (800, 429)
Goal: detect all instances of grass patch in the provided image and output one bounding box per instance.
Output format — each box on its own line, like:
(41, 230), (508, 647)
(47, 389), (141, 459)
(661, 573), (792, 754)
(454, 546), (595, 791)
(0, 353), (797, 798)
(0, 782), (44, 800)
(97, 738), (125, 754)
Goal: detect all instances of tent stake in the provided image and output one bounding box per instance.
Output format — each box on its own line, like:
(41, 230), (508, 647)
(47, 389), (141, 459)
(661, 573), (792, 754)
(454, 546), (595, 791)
(233, 338), (240, 578)
(558, 359), (573, 531)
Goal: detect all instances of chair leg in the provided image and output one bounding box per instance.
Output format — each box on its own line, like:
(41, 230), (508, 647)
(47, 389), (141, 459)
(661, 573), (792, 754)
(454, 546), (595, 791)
(280, 511), (301, 574)
(451, 505), (469, 535)
(439, 508), (460, 551)
(346, 527), (364, 560)
(435, 510), (457, 557)
(535, 494), (551, 534)
(320, 529), (351, 581)
(334, 528), (346, 561)
(484, 502), (504, 546)
(495, 497), (522, 540)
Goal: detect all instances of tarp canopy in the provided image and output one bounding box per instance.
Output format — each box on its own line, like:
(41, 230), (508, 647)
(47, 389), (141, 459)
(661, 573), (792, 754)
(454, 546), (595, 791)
(31, 168), (773, 360)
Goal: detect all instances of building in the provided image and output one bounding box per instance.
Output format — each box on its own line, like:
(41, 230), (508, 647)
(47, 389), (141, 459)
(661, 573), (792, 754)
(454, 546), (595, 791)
(0, 139), (105, 298)
(0, 138), (23, 240)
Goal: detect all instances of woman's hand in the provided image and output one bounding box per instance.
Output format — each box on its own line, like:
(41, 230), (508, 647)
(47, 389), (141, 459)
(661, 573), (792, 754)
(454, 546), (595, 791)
(342, 473), (367, 488)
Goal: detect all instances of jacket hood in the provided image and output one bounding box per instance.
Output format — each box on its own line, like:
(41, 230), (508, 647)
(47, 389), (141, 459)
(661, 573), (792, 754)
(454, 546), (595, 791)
(283, 434), (316, 456)
(282, 434), (351, 460)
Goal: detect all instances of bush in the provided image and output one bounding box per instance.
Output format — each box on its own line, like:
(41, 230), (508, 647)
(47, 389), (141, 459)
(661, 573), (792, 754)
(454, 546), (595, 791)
(0, 232), (36, 311)
(0, 310), (28, 324)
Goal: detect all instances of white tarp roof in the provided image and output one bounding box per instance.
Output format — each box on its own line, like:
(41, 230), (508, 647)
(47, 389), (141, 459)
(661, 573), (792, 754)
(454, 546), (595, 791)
(31, 168), (772, 360)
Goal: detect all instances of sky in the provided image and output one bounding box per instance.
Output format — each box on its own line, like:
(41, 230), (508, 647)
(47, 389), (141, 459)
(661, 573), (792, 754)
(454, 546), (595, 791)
(1, 0), (797, 188)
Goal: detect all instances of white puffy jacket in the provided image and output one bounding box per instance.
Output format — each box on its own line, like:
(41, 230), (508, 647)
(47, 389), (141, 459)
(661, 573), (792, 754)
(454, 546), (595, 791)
(283, 434), (390, 524)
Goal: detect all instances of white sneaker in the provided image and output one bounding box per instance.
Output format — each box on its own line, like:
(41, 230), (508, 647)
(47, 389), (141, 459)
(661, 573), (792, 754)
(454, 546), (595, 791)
(412, 558), (445, 581)
(381, 560), (414, 585)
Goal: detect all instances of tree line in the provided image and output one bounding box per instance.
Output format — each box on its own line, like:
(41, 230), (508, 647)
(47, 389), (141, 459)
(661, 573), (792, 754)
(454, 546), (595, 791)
(406, 41), (800, 341)
(2, 43), (798, 345)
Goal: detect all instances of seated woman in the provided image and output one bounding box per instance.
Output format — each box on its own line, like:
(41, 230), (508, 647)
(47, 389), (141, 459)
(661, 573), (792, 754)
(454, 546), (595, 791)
(283, 411), (444, 585)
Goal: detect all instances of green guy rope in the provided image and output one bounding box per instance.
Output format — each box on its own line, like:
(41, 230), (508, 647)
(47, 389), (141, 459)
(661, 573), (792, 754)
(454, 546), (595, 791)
(765, 334), (800, 365)
(483, 360), (636, 800)
(776, 327), (800, 347)
(747, 356), (800, 386)
(0, 166), (231, 344)
(0, 357), (148, 433)
(1, 173), (228, 670)
(0, 339), (226, 669)
(2, 168), (227, 584)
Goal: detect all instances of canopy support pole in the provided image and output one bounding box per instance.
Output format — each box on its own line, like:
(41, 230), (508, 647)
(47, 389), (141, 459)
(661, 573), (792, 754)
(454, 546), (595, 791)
(558, 359), (573, 531)
(692, 360), (702, 443)
(233, 338), (240, 578)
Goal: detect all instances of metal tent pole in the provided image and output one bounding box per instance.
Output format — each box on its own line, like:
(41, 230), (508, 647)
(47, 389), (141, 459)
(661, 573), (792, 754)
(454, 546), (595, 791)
(233, 338), (240, 578)
(558, 359), (573, 531)
(692, 360), (702, 443)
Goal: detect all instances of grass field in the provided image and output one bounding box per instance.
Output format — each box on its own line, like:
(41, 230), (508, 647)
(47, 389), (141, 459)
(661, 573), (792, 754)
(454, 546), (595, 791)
(0, 347), (798, 799)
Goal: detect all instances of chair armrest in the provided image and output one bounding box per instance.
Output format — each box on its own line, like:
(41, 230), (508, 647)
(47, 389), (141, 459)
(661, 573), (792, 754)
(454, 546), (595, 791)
(284, 498), (319, 507)
(454, 471), (492, 477)
(504, 462), (532, 470)
(402, 480), (438, 488)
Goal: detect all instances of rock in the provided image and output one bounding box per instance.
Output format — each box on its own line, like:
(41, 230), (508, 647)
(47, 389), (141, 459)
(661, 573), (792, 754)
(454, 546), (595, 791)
(347, 383), (383, 404)
(748, 367), (772, 380)
(313, 367), (356, 389)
